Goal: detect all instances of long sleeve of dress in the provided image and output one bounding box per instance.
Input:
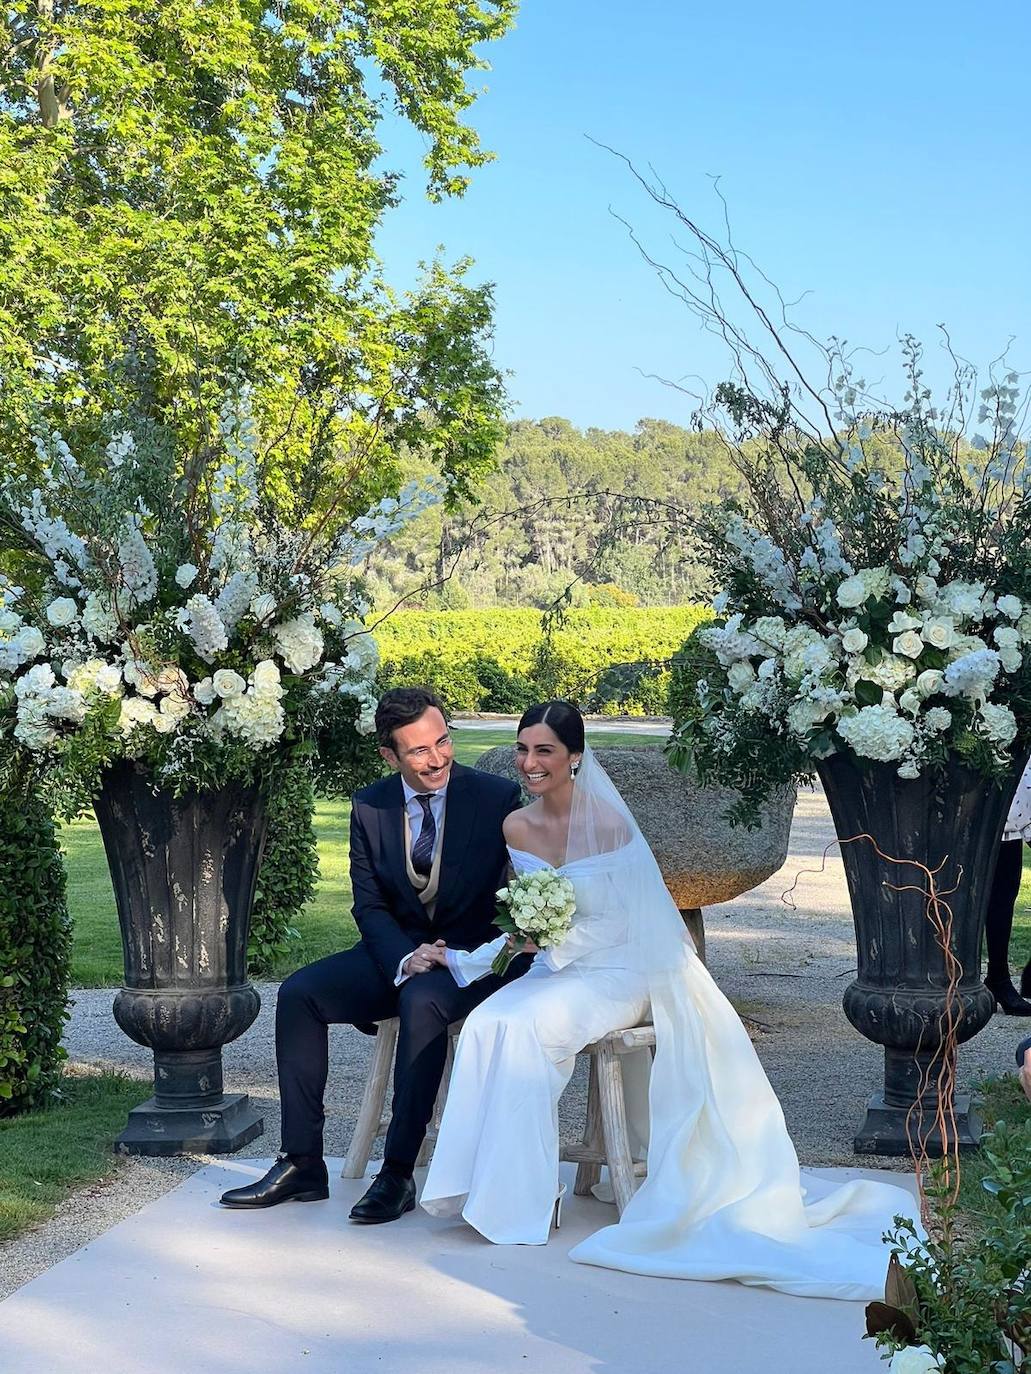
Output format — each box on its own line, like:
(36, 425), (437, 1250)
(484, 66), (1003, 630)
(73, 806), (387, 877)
(539, 890), (629, 971)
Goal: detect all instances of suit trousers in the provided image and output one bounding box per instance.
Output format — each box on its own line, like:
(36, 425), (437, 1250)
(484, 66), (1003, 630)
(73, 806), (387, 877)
(276, 940), (526, 1166)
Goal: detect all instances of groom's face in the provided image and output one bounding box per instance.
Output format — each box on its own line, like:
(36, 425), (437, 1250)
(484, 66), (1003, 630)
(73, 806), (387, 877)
(381, 706), (454, 792)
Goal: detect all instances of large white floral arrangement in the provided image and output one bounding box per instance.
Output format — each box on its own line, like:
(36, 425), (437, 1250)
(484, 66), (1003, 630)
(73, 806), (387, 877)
(668, 344), (1031, 824)
(0, 393), (443, 815)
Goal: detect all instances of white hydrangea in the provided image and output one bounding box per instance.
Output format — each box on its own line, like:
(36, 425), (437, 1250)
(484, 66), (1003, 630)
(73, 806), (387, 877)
(727, 661), (755, 694)
(175, 563), (199, 589)
(941, 648), (1001, 701)
(849, 654), (916, 694)
(221, 687), (286, 747)
(924, 706), (952, 732)
(216, 570), (259, 633)
(837, 705), (916, 761)
(117, 517), (158, 607)
(272, 613), (324, 674)
(250, 592), (277, 622)
(82, 592), (119, 643)
(118, 695), (159, 734)
(996, 594), (1022, 620)
(978, 702), (1018, 747)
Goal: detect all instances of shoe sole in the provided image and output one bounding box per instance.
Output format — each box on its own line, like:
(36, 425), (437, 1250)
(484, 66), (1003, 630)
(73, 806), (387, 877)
(220, 1189), (330, 1209)
(349, 1197), (417, 1224)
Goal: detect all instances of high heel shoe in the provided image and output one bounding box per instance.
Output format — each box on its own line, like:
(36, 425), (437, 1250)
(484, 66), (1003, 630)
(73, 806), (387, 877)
(552, 1183), (567, 1233)
(985, 973), (1031, 1016)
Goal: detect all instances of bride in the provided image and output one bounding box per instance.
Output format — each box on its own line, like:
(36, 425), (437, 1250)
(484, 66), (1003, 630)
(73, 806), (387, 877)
(419, 700), (918, 1299)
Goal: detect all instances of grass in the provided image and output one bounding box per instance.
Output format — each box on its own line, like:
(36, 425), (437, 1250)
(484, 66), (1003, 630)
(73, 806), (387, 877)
(65, 725), (665, 986)
(0, 1071), (148, 1243)
(951, 1073), (1029, 1226)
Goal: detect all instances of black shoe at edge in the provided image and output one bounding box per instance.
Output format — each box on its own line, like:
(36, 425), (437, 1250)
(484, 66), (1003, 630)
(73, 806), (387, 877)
(219, 1154), (329, 1208)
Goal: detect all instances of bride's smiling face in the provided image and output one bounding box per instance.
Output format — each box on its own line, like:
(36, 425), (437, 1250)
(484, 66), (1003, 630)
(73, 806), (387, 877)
(515, 723), (580, 796)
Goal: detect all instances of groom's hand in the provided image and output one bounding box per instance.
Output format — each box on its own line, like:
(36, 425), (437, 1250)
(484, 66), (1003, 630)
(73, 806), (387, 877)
(404, 940), (448, 976)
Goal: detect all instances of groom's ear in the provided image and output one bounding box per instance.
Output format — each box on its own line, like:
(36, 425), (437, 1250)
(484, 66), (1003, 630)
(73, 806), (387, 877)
(379, 744), (400, 771)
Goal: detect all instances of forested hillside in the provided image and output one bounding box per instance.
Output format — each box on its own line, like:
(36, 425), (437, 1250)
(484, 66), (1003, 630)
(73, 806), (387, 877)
(365, 417), (745, 610)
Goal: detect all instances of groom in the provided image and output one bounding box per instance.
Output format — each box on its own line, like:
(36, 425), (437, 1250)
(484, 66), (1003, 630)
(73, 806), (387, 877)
(220, 686), (524, 1222)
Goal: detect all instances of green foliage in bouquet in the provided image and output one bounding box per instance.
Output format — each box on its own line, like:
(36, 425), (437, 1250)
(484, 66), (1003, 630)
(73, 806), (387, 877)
(0, 774), (71, 1115)
(866, 1116), (1031, 1372)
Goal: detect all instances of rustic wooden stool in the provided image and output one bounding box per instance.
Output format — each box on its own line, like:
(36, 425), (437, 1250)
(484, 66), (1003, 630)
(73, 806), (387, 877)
(561, 1022), (656, 1215)
(341, 1016), (464, 1179)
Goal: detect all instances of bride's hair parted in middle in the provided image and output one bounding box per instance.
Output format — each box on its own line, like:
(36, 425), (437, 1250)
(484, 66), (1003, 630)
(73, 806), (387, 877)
(516, 700), (586, 755)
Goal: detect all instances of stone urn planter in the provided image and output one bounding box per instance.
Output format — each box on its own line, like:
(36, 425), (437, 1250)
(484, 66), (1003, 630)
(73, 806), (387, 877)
(817, 752), (1025, 1156)
(475, 745), (795, 962)
(93, 761), (267, 1155)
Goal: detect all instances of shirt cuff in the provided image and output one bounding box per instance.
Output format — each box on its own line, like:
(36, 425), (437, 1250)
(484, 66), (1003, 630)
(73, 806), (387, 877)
(394, 954), (413, 987)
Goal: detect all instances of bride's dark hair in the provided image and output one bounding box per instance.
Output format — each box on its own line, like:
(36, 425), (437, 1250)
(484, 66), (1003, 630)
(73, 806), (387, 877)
(517, 700), (585, 754)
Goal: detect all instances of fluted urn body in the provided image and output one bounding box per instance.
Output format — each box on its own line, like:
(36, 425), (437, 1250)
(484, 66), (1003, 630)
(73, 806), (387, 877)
(93, 761), (266, 1154)
(817, 753), (1023, 1155)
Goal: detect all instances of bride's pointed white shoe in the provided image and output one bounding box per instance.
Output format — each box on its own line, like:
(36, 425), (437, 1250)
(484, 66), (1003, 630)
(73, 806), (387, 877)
(552, 1182), (567, 1232)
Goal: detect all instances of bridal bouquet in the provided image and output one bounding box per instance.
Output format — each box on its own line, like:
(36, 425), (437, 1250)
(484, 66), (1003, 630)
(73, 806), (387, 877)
(491, 869), (577, 975)
(0, 391), (445, 817)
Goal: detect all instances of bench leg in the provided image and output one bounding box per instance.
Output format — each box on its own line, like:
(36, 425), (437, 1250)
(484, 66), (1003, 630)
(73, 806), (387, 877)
(596, 1043), (637, 1215)
(342, 1019), (398, 1179)
(573, 1055), (603, 1197)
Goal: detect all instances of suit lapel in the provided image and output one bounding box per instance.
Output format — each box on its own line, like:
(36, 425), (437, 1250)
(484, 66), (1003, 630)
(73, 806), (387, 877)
(436, 764), (476, 912)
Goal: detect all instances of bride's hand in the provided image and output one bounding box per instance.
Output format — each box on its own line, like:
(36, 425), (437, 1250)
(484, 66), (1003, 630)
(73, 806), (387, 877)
(508, 934), (539, 955)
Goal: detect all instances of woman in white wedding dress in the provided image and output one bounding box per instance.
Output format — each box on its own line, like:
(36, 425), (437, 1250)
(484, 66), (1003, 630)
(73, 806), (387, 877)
(419, 702), (918, 1300)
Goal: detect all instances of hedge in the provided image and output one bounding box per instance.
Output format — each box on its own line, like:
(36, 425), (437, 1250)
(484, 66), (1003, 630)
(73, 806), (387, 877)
(0, 781), (71, 1114)
(374, 606), (711, 714)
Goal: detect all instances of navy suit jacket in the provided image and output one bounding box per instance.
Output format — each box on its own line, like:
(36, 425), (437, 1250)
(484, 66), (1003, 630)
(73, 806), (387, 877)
(349, 762), (522, 980)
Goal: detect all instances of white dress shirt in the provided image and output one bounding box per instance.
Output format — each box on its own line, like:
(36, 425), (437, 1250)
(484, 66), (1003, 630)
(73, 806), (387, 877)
(394, 779), (448, 986)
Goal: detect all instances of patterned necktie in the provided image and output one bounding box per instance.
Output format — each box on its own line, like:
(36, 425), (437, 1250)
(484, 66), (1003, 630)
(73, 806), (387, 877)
(411, 793), (436, 876)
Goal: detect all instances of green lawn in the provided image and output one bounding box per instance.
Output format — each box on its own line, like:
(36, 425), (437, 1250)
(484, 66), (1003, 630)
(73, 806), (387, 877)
(0, 1071), (149, 1243)
(65, 726), (665, 986)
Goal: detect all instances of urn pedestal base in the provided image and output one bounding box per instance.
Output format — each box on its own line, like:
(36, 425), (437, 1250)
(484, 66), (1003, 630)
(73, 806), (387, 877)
(853, 1091), (982, 1157)
(116, 1093), (264, 1156)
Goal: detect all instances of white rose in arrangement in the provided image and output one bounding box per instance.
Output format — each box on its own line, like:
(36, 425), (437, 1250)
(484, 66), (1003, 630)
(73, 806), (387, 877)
(45, 597), (79, 627)
(16, 625), (46, 659)
(65, 658), (105, 693)
(898, 689), (921, 715)
(151, 710), (177, 734)
(251, 659), (283, 694)
(174, 563), (199, 589)
(996, 594), (1022, 620)
(841, 627), (868, 653)
(893, 630), (925, 660)
(249, 592), (277, 621)
(94, 663), (124, 696)
(921, 617), (955, 650)
(836, 704), (916, 762)
(757, 657), (777, 680)
(887, 1345), (944, 1374)
(193, 677), (217, 706)
(888, 611), (922, 634)
(124, 659), (159, 697)
(726, 661), (756, 694)
(916, 669), (944, 698)
(118, 696), (159, 734)
(155, 666), (189, 696)
(914, 574), (939, 603)
(212, 668), (247, 699)
(159, 692), (191, 722)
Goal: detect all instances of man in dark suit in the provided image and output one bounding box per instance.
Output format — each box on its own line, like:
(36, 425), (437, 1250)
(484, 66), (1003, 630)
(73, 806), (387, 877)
(220, 686), (524, 1222)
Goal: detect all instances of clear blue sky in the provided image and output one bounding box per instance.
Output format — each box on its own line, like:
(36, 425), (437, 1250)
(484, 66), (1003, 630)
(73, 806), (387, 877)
(376, 1), (1031, 433)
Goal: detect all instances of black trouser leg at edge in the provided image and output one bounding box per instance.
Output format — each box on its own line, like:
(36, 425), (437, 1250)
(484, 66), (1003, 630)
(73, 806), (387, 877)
(985, 839), (1024, 982)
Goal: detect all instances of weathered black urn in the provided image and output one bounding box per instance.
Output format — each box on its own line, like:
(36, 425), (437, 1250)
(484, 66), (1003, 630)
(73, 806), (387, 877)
(93, 761), (266, 1155)
(817, 753), (1023, 1156)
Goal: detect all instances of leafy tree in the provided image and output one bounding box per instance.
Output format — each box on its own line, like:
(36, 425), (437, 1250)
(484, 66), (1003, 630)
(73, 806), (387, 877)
(0, 0), (513, 495)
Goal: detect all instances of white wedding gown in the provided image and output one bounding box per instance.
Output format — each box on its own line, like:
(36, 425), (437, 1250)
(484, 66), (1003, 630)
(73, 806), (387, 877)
(420, 840), (919, 1300)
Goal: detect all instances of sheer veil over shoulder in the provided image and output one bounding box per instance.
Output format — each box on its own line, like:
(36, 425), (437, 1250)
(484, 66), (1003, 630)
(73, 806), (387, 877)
(561, 746), (917, 1299)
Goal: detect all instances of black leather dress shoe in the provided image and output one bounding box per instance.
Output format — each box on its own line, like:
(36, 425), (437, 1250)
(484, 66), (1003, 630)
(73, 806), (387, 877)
(220, 1154), (329, 1208)
(349, 1170), (416, 1224)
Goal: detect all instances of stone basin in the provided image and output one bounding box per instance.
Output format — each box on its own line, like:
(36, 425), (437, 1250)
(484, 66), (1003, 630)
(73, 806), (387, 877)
(475, 745), (796, 961)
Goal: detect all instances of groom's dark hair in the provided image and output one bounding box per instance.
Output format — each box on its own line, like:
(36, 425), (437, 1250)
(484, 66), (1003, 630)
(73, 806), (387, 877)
(375, 686), (448, 749)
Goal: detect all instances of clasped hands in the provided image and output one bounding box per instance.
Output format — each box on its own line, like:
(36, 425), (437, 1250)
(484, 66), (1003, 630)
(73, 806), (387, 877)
(403, 933), (541, 978)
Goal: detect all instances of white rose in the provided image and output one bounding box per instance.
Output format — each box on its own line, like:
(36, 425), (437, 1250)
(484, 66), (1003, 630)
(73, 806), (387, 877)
(994, 625), (1021, 652)
(727, 661), (756, 694)
(252, 659), (282, 694)
(65, 658), (105, 693)
(45, 597), (79, 628)
(888, 611), (922, 634)
(193, 677), (217, 706)
(914, 575), (938, 603)
(887, 1345), (944, 1374)
(841, 627), (868, 654)
(916, 669), (943, 698)
(921, 618), (955, 650)
(898, 690), (921, 715)
(95, 663), (124, 696)
(836, 575), (868, 609)
(155, 666), (189, 696)
(118, 696), (159, 733)
(996, 594), (1022, 620)
(151, 710), (176, 733)
(16, 626), (46, 658)
(893, 631), (925, 660)
(250, 592), (277, 621)
(213, 668), (247, 699)
(175, 563), (199, 589)
(159, 692), (191, 721)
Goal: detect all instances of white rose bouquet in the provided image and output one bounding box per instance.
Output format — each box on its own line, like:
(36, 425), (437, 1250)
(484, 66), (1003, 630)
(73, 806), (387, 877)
(491, 869), (577, 976)
(0, 392), (445, 816)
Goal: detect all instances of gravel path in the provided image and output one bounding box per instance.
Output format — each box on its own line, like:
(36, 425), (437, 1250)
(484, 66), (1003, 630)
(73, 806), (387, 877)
(2, 782), (1026, 1302)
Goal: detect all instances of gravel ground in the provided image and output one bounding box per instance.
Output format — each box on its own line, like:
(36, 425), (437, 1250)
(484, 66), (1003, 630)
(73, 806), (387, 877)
(2, 782), (1026, 1302)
